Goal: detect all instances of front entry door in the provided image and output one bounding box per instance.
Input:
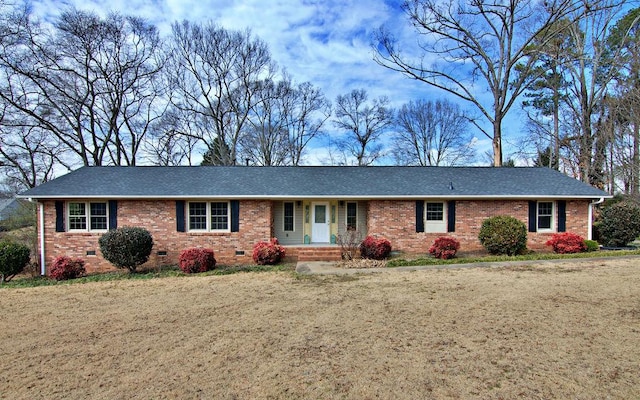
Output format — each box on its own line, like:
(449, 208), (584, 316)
(311, 202), (330, 243)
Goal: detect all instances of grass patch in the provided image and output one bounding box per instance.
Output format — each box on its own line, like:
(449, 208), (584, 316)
(0, 263), (296, 289)
(387, 249), (640, 268)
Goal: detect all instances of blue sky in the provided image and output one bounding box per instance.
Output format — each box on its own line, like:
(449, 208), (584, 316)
(29, 0), (502, 164)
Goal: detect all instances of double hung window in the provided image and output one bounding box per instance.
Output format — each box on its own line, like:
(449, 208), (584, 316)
(189, 201), (230, 232)
(537, 201), (554, 231)
(425, 201), (446, 233)
(68, 202), (108, 231)
(283, 202), (294, 231)
(346, 202), (357, 230)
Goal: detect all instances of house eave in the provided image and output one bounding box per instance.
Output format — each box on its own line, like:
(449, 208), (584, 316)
(17, 194), (613, 200)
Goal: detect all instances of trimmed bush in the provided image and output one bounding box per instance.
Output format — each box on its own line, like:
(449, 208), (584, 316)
(99, 227), (153, 272)
(0, 240), (30, 283)
(179, 248), (216, 273)
(428, 236), (460, 260)
(584, 240), (599, 252)
(253, 238), (286, 265)
(478, 216), (527, 255)
(545, 232), (586, 254)
(50, 256), (86, 281)
(598, 201), (640, 247)
(360, 236), (392, 260)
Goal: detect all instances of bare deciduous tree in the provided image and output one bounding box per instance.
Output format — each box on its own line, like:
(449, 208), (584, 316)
(241, 78), (292, 166)
(240, 76), (330, 166)
(333, 89), (393, 166)
(0, 8), (164, 167)
(561, 2), (626, 187)
(285, 81), (331, 166)
(608, 7), (640, 194)
(165, 21), (276, 165)
(393, 98), (475, 166)
(374, 0), (594, 166)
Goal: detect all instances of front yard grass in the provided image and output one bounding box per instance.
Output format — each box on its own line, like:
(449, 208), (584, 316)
(1, 263), (296, 288)
(1, 258), (638, 399)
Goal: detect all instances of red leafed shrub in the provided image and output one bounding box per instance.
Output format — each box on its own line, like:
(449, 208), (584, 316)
(179, 248), (216, 273)
(50, 256), (86, 281)
(545, 232), (587, 254)
(360, 236), (392, 260)
(429, 236), (460, 259)
(253, 238), (286, 265)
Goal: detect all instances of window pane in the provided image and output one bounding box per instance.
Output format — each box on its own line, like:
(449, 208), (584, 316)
(90, 202), (107, 230)
(538, 216), (552, 229)
(211, 202), (228, 230)
(426, 202), (444, 221)
(68, 203), (86, 230)
(189, 202), (207, 230)
(314, 205), (326, 223)
(346, 202), (357, 230)
(284, 202), (294, 231)
(538, 202), (553, 230)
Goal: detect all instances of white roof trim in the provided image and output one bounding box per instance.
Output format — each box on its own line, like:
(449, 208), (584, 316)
(18, 194), (613, 200)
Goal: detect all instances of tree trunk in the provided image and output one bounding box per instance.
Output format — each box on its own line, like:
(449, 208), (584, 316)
(493, 119), (502, 167)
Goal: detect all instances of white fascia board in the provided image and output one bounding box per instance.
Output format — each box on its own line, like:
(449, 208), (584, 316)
(18, 194), (613, 200)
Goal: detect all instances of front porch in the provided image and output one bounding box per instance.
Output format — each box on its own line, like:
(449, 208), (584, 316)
(272, 199), (367, 247)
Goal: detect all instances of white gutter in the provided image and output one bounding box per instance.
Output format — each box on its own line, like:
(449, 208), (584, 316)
(38, 201), (45, 275)
(17, 194), (614, 200)
(588, 197), (606, 240)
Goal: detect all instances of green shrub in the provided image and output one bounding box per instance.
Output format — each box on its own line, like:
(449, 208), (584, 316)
(584, 240), (599, 252)
(598, 201), (640, 247)
(478, 216), (527, 255)
(0, 240), (30, 283)
(50, 256), (86, 281)
(179, 248), (216, 273)
(98, 227), (153, 272)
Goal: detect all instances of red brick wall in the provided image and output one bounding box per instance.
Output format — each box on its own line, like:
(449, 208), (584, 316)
(39, 199), (273, 274)
(366, 199), (591, 256)
(38, 198), (591, 273)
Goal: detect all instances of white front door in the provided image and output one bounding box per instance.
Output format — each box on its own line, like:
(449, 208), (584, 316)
(311, 202), (330, 243)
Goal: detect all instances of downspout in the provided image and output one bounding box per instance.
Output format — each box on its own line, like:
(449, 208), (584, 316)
(38, 201), (45, 275)
(588, 197), (605, 241)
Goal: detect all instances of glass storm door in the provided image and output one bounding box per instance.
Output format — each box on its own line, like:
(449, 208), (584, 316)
(311, 202), (330, 243)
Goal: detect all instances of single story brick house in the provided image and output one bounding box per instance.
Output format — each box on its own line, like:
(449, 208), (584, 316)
(19, 166), (610, 275)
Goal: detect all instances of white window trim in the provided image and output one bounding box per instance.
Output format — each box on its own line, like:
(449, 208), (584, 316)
(67, 201), (109, 232)
(424, 201), (447, 233)
(283, 201), (295, 232)
(537, 201), (555, 232)
(345, 201), (358, 230)
(188, 201), (231, 233)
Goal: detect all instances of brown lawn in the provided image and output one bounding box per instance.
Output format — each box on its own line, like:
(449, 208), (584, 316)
(1, 258), (639, 399)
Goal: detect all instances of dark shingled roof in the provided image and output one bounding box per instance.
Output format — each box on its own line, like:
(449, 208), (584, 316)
(19, 166), (609, 199)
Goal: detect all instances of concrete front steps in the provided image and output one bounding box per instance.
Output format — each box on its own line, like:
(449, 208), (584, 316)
(286, 246), (343, 262)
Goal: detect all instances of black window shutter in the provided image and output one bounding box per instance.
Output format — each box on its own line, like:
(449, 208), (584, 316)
(176, 200), (185, 232)
(108, 200), (118, 230)
(415, 200), (424, 233)
(557, 200), (566, 232)
(55, 201), (65, 232)
(231, 200), (240, 232)
(447, 201), (456, 233)
(528, 201), (537, 233)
